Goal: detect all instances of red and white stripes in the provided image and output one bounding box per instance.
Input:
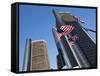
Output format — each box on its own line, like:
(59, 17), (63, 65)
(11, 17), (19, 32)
(57, 25), (74, 39)
(60, 25), (74, 36)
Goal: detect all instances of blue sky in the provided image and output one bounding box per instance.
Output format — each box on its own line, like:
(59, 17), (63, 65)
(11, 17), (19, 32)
(19, 4), (96, 71)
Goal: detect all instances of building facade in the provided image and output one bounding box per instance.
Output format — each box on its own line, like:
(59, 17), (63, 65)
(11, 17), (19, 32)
(22, 38), (31, 71)
(52, 9), (96, 69)
(22, 39), (50, 71)
(30, 40), (50, 71)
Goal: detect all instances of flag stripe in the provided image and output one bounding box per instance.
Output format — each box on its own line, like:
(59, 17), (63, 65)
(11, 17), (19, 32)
(57, 25), (75, 38)
(62, 25), (74, 35)
(69, 26), (74, 34)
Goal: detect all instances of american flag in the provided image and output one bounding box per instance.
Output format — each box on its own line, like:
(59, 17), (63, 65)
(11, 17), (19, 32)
(69, 34), (79, 44)
(75, 16), (85, 23)
(57, 25), (74, 39)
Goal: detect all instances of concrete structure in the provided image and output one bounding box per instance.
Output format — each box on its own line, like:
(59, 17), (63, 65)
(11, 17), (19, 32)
(30, 40), (50, 71)
(52, 9), (96, 69)
(22, 38), (31, 71)
(52, 27), (77, 69)
(56, 54), (65, 69)
(22, 39), (50, 71)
